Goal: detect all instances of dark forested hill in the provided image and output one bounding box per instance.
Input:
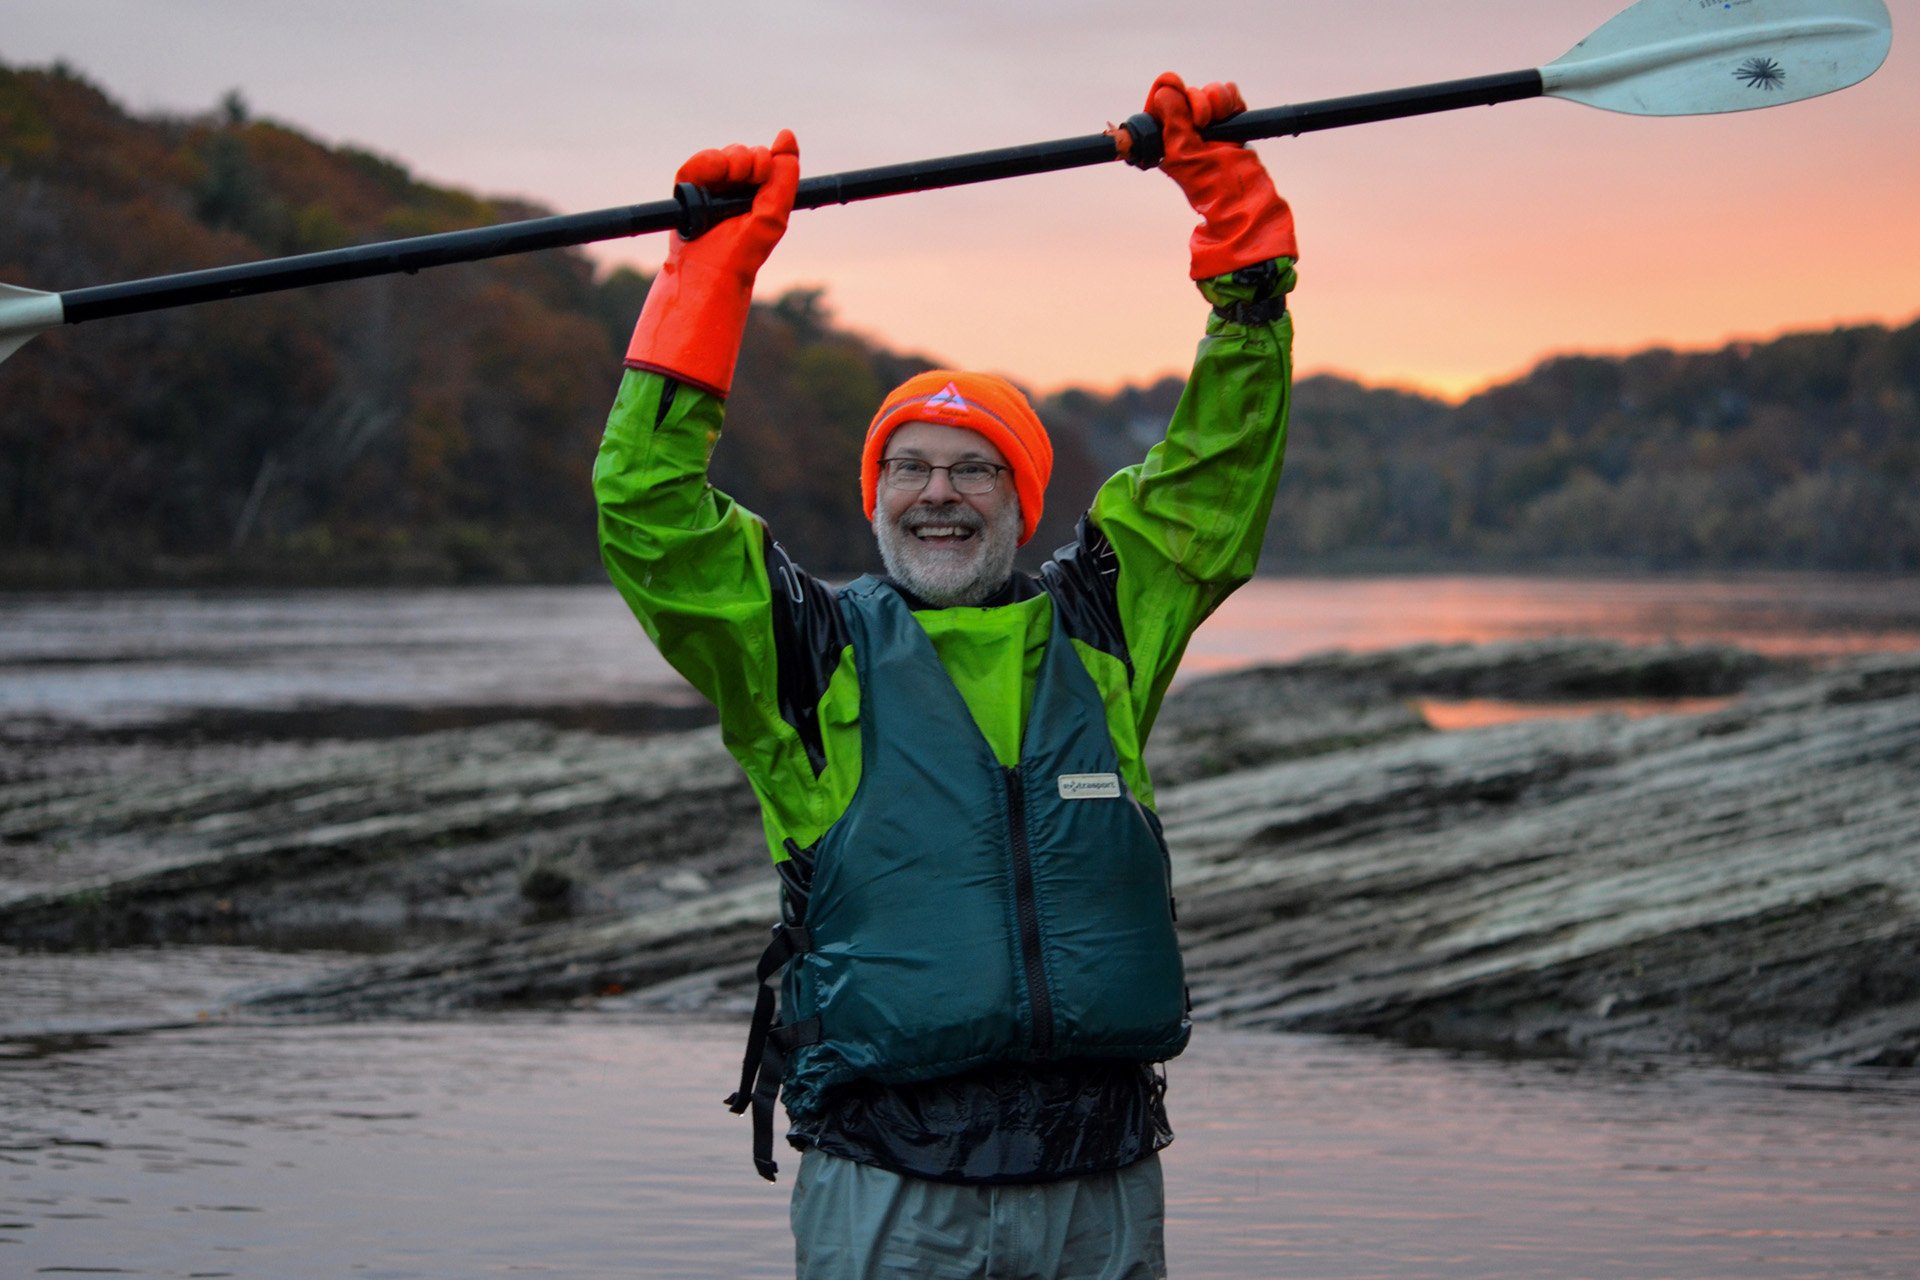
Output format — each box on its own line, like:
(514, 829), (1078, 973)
(3, 65), (617, 583)
(1262, 324), (1920, 571)
(2, 62), (1915, 584)
(0, 63), (1057, 584)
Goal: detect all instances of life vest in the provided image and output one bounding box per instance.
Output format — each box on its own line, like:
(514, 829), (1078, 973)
(728, 578), (1188, 1179)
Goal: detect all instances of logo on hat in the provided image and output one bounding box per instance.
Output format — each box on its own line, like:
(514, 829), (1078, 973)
(924, 382), (970, 417)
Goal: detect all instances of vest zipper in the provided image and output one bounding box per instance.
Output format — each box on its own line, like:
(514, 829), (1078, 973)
(1004, 766), (1054, 1057)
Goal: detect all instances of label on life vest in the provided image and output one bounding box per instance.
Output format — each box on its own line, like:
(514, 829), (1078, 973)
(1057, 773), (1122, 800)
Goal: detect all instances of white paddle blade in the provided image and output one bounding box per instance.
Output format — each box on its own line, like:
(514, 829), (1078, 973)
(1543, 0), (1892, 116)
(0, 283), (64, 364)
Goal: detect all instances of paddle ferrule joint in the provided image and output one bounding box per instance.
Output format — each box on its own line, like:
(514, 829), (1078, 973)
(674, 182), (716, 240)
(1119, 112), (1163, 169)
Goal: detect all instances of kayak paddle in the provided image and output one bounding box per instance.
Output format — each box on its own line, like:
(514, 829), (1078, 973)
(0, 0), (1891, 363)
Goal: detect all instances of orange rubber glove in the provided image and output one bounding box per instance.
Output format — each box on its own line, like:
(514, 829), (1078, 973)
(1142, 73), (1297, 280)
(625, 129), (799, 398)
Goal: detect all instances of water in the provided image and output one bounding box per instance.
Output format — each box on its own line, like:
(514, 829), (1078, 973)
(1178, 573), (1920, 673)
(0, 586), (695, 728)
(2, 1018), (1915, 1278)
(2, 574), (1916, 726)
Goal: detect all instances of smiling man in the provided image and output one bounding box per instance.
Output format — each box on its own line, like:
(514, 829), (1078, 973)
(864, 373), (1046, 607)
(596, 73), (1296, 1280)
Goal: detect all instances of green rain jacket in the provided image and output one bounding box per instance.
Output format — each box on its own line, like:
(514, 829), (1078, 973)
(594, 260), (1295, 1183)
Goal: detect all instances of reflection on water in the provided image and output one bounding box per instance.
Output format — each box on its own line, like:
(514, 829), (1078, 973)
(1417, 694), (1738, 731)
(1, 575), (1915, 727)
(1180, 573), (1920, 677)
(2, 1018), (1916, 1279)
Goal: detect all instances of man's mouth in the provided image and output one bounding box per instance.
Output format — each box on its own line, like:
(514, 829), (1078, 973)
(911, 523), (977, 544)
(903, 506), (984, 546)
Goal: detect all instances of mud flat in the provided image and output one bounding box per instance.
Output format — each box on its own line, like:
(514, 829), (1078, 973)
(2, 639), (1914, 1069)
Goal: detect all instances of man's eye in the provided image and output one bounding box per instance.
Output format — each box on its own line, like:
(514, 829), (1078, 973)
(952, 465), (993, 483)
(892, 461), (931, 479)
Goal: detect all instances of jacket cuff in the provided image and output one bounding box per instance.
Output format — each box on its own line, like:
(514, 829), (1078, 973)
(1196, 258), (1296, 325)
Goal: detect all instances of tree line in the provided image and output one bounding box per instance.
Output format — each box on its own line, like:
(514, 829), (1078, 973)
(1259, 329), (1920, 571)
(2, 62), (1914, 585)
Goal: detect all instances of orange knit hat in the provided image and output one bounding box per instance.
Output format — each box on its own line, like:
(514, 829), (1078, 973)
(863, 370), (1054, 545)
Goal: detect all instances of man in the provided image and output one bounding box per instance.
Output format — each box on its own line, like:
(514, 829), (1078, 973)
(596, 72), (1296, 1280)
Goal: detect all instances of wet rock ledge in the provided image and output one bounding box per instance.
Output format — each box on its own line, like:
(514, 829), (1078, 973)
(2, 638), (1915, 1070)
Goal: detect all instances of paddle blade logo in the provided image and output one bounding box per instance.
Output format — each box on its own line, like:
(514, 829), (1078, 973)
(1734, 57), (1786, 91)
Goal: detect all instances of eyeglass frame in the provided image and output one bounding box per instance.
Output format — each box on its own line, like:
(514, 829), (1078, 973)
(877, 457), (1011, 495)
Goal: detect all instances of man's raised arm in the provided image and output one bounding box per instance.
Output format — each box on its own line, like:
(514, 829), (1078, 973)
(593, 132), (803, 724)
(1093, 74), (1299, 729)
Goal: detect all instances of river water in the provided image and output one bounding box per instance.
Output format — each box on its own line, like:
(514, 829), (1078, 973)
(2, 573), (1916, 727)
(3, 1017), (1918, 1278)
(4, 574), (1919, 1276)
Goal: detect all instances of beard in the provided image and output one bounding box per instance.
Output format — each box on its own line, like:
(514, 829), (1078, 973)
(872, 498), (1022, 607)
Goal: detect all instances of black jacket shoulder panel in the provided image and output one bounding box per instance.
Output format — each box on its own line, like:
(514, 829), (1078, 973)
(1039, 515), (1133, 681)
(765, 532), (848, 777)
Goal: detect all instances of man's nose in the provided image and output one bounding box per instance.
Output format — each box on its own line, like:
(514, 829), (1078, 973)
(922, 466), (961, 501)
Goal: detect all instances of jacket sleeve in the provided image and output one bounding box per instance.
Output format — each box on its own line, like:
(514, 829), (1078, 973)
(1089, 260), (1297, 739)
(593, 368), (832, 842)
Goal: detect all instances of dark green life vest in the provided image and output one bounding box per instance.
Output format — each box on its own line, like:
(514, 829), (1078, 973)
(777, 577), (1190, 1123)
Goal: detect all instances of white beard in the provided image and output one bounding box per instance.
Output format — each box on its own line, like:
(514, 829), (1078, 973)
(872, 499), (1022, 607)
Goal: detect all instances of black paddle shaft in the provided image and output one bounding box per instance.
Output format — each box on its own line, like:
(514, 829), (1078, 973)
(58, 69), (1541, 327)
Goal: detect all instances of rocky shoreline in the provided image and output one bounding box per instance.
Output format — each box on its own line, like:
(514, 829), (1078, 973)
(3, 638), (1915, 1069)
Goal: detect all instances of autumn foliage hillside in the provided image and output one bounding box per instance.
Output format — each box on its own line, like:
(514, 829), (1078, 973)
(0, 64), (1099, 585)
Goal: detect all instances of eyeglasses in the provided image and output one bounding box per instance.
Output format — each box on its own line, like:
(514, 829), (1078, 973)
(878, 458), (1009, 495)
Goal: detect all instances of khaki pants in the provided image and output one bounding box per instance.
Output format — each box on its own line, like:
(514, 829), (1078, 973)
(790, 1148), (1167, 1280)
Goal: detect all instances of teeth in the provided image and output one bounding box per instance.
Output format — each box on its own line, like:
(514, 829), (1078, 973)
(915, 526), (971, 537)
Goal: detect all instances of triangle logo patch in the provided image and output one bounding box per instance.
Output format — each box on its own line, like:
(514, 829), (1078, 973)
(923, 382), (970, 417)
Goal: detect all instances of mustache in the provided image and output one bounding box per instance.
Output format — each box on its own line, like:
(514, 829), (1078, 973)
(898, 502), (986, 533)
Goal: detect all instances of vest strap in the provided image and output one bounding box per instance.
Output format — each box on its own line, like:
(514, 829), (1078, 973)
(725, 924), (818, 1181)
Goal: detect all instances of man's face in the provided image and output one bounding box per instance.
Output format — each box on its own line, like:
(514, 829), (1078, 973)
(871, 421), (1022, 607)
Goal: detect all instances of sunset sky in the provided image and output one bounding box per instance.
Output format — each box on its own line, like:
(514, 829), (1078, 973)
(9, 0), (1918, 400)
